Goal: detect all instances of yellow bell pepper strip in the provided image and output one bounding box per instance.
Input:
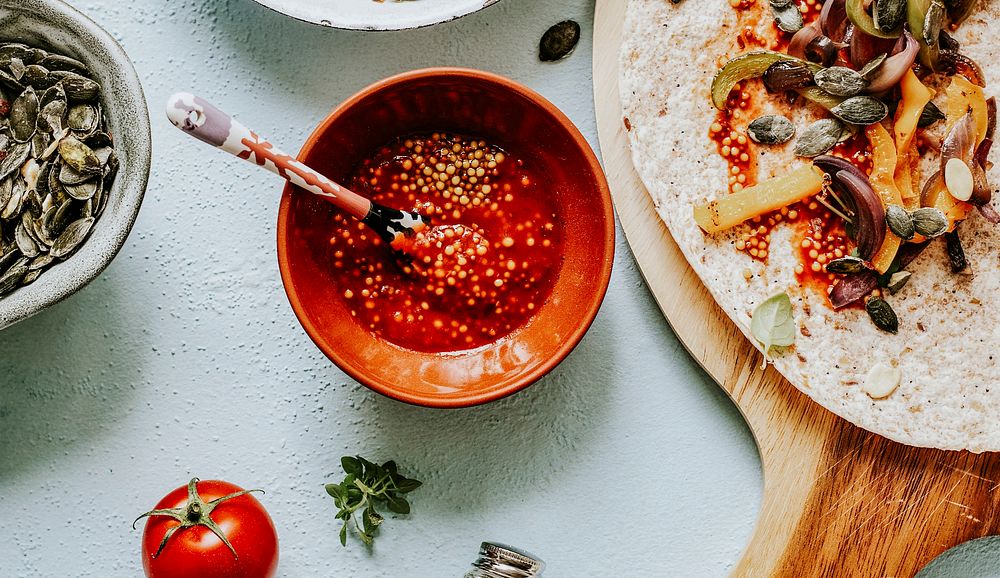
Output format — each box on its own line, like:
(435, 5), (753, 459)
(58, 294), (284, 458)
(693, 165), (826, 234)
(867, 123), (905, 273)
(946, 75), (988, 146)
(893, 69), (933, 207)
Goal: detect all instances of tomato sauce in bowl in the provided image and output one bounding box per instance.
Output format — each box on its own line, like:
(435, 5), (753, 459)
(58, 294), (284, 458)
(330, 133), (562, 352)
(277, 68), (614, 408)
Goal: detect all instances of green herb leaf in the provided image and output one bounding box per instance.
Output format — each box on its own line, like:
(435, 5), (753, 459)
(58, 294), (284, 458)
(327, 455), (422, 547)
(750, 292), (796, 369)
(341, 456), (363, 477)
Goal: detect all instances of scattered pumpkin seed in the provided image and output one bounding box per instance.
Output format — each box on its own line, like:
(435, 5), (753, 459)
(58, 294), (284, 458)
(814, 67), (869, 97)
(886, 270), (911, 293)
(826, 256), (869, 274)
(831, 96), (889, 125)
(866, 297), (899, 334)
(770, 0), (803, 33)
(910, 207), (949, 238)
(885, 204), (915, 240)
(923, 0), (946, 48)
(794, 118), (843, 157)
(944, 157), (974, 201)
(863, 362), (902, 398)
(874, 0), (907, 33)
(917, 101), (946, 128)
(859, 53), (888, 79)
(747, 115), (796, 145)
(539, 21), (581, 62)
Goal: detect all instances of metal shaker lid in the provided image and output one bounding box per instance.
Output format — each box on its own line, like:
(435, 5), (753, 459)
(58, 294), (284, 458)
(477, 542), (545, 576)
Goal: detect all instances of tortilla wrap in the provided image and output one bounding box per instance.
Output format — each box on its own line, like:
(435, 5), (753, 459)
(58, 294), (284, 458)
(620, 0), (999, 451)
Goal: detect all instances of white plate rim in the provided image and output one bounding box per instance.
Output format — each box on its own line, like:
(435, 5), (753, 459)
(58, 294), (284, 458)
(250, 0), (503, 31)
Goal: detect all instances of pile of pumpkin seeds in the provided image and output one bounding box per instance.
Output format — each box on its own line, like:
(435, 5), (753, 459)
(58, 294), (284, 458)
(0, 41), (118, 297)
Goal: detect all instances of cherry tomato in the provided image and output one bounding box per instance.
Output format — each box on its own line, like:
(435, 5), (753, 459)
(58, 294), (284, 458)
(137, 478), (279, 578)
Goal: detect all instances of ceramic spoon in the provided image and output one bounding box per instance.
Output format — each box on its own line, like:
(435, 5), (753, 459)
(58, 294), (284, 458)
(165, 92), (427, 248)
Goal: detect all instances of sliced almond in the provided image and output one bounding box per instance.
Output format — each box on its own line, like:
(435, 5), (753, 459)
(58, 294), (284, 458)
(863, 363), (902, 399)
(945, 157), (974, 202)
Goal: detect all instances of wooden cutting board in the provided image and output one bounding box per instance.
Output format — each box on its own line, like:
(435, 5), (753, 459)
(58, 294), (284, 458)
(593, 2), (1000, 576)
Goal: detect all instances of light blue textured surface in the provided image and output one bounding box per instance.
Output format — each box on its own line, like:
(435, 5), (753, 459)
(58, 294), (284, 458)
(0, 0), (990, 576)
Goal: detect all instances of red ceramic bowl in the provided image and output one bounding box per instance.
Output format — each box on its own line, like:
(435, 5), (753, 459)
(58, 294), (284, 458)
(277, 68), (614, 407)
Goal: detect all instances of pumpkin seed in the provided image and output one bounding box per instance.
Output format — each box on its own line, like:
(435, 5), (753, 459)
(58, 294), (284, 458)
(14, 220), (39, 257)
(814, 67), (869, 97)
(539, 21), (581, 62)
(57, 135), (102, 175)
(886, 270), (911, 294)
(39, 54), (87, 74)
(22, 64), (55, 89)
(20, 268), (41, 285)
(859, 54), (888, 79)
(923, 0), (946, 48)
(917, 101), (945, 128)
(28, 253), (54, 271)
(0, 142), (31, 181)
(49, 71), (100, 101)
(50, 217), (94, 259)
(944, 157), (974, 201)
(10, 86), (38, 142)
(874, 0), (907, 33)
(831, 96), (889, 125)
(885, 204), (915, 240)
(0, 256), (28, 295)
(64, 178), (98, 201)
(866, 297), (899, 334)
(770, 0), (803, 32)
(794, 118), (843, 157)
(67, 103), (98, 133)
(826, 256), (869, 274)
(747, 115), (795, 145)
(910, 207), (948, 238)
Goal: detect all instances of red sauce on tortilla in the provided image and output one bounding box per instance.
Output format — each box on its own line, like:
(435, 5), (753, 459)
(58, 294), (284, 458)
(329, 133), (562, 353)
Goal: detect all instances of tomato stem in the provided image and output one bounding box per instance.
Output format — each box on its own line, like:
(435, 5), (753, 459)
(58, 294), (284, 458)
(133, 478), (264, 560)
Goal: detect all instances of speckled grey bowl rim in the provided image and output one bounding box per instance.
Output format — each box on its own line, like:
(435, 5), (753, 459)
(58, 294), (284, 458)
(0, 0), (150, 331)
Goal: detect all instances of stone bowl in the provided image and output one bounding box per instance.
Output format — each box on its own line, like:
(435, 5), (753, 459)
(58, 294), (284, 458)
(0, 0), (150, 330)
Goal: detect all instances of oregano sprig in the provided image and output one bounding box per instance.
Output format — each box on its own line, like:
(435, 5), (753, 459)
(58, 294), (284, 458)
(325, 456), (422, 547)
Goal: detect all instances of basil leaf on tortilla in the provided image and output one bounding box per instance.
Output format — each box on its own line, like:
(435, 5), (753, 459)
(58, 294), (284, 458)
(750, 292), (796, 368)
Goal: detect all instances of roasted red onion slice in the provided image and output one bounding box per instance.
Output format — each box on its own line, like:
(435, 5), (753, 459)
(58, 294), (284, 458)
(979, 203), (1000, 223)
(971, 138), (993, 206)
(814, 154), (866, 182)
(865, 30), (920, 93)
(850, 28), (897, 71)
(820, 0), (849, 42)
(941, 110), (977, 174)
(920, 170), (944, 206)
(829, 242), (928, 309)
(789, 22), (824, 62)
(833, 169), (886, 260)
(813, 155), (886, 261)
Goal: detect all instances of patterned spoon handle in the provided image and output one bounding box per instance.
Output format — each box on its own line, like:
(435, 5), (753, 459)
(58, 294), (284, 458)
(165, 92), (426, 246)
